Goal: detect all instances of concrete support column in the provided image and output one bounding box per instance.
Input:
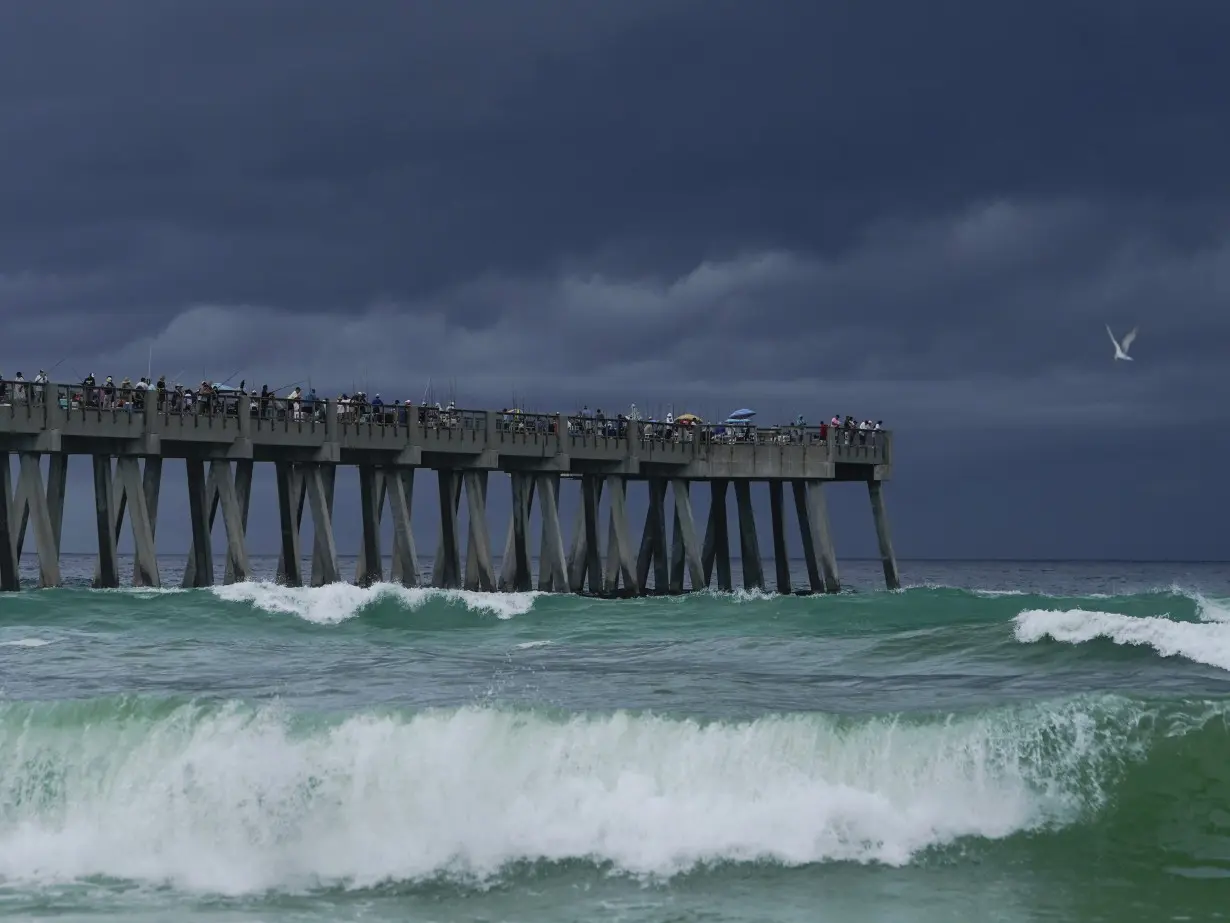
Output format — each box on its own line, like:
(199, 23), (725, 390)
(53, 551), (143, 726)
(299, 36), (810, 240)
(867, 479), (901, 590)
(275, 461), (304, 587)
(2, 451), (70, 589)
(223, 459), (251, 585)
(275, 465), (307, 585)
(117, 456), (159, 588)
(92, 456), (120, 589)
(509, 472), (533, 592)
(701, 479), (732, 591)
(534, 474), (558, 591)
(184, 458), (213, 588)
(358, 465), (383, 587)
(635, 478), (669, 593)
(309, 464), (337, 586)
(463, 470), (496, 591)
(183, 464), (216, 588)
(668, 500), (685, 593)
(768, 480), (792, 594)
(0, 454), (20, 591)
(566, 493), (585, 591)
(386, 468), (421, 587)
(669, 479), (705, 593)
(499, 474), (536, 590)
(143, 456), (163, 543)
(46, 453), (68, 570)
(535, 473), (569, 592)
(8, 456), (29, 562)
(354, 468), (386, 586)
(600, 475), (638, 595)
(794, 479), (839, 592)
(733, 480), (765, 591)
(210, 460), (251, 585)
(567, 476), (605, 593)
(94, 461), (128, 587)
(433, 469), (463, 588)
(185, 460), (248, 587)
(9, 452), (69, 589)
(791, 480), (823, 593)
(581, 475), (603, 594)
(14, 453), (61, 588)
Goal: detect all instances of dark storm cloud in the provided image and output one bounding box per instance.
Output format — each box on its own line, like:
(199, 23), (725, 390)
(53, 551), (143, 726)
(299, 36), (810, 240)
(2, 0), (1229, 557)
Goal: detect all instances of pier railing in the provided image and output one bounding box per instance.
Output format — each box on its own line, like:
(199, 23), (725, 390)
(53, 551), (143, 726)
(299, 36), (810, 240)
(0, 382), (891, 471)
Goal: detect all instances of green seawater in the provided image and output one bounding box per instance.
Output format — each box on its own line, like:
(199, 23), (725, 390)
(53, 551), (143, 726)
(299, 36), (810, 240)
(0, 557), (1228, 922)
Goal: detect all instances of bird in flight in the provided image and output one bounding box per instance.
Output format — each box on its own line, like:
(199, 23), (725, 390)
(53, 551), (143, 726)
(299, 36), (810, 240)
(1106, 324), (1138, 361)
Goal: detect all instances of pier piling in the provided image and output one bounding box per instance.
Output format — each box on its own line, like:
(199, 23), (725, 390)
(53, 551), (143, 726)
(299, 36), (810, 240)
(734, 480), (765, 591)
(0, 454), (20, 591)
(702, 479), (734, 592)
(464, 470), (497, 591)
(670, 479), (704, 592)
(768, 480), (791, 594)
(93, 455), (121, 589)
(274, 461), (303, 588)
(434, 469), (462, 589)
(536, 473), (569, 592)
(386, 468), (420, 587)
(868, 479), (901, 591)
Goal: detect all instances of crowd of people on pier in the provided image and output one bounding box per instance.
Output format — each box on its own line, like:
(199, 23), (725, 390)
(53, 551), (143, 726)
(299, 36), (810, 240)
(0, 369), (885, 446)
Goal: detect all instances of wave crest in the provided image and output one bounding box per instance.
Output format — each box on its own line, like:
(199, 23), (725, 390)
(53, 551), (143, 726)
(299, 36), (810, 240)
(211, 581), (541, 623)
(1014, 608), (1230, 672)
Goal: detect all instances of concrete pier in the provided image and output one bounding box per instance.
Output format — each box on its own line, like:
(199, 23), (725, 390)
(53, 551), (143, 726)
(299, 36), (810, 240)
(0, 384), (899, 593)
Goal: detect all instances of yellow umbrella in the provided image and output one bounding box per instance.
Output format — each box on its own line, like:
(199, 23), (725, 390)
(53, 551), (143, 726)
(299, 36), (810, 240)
(675, 412), (702, 423)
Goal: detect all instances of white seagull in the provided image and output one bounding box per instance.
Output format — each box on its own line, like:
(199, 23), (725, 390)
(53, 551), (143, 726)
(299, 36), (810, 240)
(1106, 324), (1138, 361)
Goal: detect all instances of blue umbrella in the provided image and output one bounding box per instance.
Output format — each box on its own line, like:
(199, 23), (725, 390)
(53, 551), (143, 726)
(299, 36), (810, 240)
(728, 408), (756, 420)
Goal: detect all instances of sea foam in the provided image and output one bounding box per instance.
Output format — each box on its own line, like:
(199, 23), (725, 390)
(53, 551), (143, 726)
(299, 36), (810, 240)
(211, 580), (541, 623)
(0, 698), (1138, 894)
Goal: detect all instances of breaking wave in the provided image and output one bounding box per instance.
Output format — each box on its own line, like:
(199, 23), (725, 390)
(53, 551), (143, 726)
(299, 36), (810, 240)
(1014, 591), (1230, 672)
(0, 694), (1223, 894)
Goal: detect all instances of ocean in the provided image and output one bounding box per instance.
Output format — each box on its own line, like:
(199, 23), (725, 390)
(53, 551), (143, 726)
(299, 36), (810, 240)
(1, 556), (1228, 922)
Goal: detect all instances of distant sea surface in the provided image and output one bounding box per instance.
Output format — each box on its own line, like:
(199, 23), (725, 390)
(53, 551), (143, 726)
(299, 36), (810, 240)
(1, 556), (1229, 922)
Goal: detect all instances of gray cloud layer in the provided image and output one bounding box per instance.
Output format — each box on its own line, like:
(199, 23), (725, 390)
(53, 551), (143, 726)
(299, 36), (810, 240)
(2, 1), (1228, 560)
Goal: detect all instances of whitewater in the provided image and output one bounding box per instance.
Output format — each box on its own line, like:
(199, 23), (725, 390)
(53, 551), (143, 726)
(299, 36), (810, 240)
(0, 556), (1228, 923)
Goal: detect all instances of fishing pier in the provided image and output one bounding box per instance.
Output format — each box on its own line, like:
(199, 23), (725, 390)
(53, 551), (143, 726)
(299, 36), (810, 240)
(0, 386), (899, 594)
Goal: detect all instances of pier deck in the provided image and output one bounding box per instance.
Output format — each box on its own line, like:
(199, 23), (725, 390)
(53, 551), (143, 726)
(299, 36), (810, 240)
(0, 385), (900, 594)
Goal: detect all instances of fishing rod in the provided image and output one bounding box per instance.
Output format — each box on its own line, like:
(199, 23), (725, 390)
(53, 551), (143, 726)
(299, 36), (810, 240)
(270, 379), (306, 394)
(219, 369), (242, 386)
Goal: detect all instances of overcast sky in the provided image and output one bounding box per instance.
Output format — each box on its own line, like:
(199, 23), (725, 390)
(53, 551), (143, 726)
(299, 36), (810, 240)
(2, 0), (1228, 563)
